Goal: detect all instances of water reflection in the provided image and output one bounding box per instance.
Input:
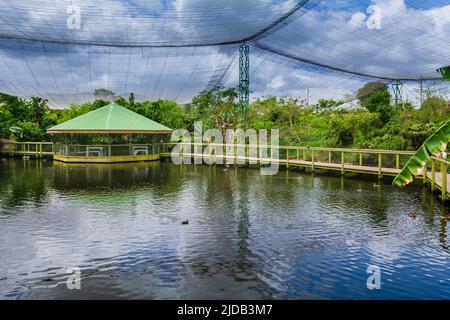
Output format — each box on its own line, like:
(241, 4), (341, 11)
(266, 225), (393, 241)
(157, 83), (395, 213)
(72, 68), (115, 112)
(0, 160), (51, 209)
(0, 159), (449, 299)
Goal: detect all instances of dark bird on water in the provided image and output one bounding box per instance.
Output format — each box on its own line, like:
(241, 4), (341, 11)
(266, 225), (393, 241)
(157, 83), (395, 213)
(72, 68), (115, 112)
(182, 220), (189, 225)
(408, 212), (417, 218)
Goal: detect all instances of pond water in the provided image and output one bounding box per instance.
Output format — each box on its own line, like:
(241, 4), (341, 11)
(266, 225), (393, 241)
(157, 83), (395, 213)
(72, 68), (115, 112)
(0, 159), (449, 299)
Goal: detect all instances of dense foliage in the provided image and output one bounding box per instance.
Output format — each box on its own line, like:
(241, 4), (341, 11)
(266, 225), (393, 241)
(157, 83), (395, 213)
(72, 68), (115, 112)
(1, 82), (449, 150)
(0, 94), (55, 141)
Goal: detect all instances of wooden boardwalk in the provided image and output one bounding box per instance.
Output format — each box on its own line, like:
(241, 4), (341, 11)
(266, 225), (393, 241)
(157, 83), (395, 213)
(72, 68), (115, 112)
(0, 141), (53, 158)
(2, 141), (450, 201)
(161, 153), (401, 177)
(426, 157), (450, 201)
(160, 152), (403, 177)
(161, 149), (450, 201)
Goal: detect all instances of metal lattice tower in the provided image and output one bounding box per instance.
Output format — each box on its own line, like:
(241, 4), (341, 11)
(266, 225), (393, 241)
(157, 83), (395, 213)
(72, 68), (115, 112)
(392, 80), (402, 105)
(239, 43), (250, 110)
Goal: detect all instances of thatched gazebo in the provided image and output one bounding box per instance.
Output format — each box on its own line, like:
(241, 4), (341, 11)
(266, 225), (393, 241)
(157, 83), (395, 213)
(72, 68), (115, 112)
(47, 102), (172, 163)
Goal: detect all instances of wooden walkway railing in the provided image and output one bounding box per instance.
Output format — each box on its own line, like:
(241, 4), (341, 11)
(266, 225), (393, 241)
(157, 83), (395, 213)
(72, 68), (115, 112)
(2, 141), (449, 201)
(0, 141), (53, 158)
(427, 157), (450, 201)
(160, 142), (414, 178)
(160, 142), (450, 202)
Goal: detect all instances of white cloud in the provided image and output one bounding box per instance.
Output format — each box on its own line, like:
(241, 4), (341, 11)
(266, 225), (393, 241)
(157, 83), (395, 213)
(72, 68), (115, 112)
(349, 12), (367, 27)
(256, 0), (450, 79)
(268, 75), (285, 89)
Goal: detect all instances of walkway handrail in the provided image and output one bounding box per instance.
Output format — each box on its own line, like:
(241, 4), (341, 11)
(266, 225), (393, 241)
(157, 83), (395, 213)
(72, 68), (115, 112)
(161, 142), (415, 156)
(1, 141), (416, 156)
(53, 143), (157, 148)
(161, 142), (417, 175)
(428, 156), (449, 201)
(12, 141), (53, 145)
(430, 156), (450, 166)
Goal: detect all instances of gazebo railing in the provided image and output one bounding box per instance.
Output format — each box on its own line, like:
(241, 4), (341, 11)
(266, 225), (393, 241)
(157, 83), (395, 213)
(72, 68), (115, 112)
(54, 143), (160, 157)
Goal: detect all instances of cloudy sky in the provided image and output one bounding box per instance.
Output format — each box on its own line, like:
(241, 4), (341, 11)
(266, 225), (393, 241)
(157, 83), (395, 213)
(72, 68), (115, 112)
(0, 0), (449, 107)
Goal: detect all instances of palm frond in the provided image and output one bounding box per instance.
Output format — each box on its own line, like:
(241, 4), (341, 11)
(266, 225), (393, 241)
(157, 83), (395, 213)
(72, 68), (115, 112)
(393, 121), (450, 187)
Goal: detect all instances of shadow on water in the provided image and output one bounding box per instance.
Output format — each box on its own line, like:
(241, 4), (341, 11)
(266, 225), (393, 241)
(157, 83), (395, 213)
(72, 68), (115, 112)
(0, 159), (449, 299)
(52, 160), (184, 193)
(420, 187), (449, 251)
(0, 160), (51, 209)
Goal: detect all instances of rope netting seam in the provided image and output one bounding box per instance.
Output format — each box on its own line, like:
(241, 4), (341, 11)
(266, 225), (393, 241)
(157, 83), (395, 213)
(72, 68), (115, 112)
(250, 42), (441, 82)
(0, 1), (314, 48)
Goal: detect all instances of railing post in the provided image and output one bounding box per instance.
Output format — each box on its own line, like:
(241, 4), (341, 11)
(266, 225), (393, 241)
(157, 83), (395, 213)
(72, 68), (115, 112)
(341, 151), (345, 175)
(303, 149), (306, 161)
(378, 153), (382, 179)
(396, 154), (400, 169)
(441, 162), (447, 202)
(311, 150), (315, 172)
(296, 149), (299, 160)
(431, 159), (435, 191)
(359, 153), (363, 166)
(328, 151), (331, 163)
(422, 161), (427, 184)
(246, 145), (249, 165)
(286, 148), (289, 169)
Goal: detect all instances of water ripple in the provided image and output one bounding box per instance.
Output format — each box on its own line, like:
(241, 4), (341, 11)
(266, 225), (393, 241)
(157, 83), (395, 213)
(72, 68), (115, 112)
(0, 160), (449, 299)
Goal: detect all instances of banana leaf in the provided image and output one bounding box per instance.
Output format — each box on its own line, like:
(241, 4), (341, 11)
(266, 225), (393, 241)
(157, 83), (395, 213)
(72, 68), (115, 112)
(393, 121), (450, 187)
(437, 66), (450, 81)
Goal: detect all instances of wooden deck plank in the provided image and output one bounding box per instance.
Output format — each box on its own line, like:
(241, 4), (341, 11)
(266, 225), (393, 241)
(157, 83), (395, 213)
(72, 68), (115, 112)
(427, 171), (450, 191)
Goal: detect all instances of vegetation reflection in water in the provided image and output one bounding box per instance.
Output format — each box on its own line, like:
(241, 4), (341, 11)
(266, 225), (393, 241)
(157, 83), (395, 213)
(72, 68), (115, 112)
(0, 159), (449, 299)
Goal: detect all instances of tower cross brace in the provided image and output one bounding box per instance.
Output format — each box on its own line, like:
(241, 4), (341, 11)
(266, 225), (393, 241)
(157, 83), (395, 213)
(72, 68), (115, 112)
(239, 43), (250, 110)
(392, 80), (402, 105)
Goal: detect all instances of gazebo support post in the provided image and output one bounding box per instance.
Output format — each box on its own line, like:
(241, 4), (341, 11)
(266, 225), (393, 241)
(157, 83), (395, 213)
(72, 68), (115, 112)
(107, 135), (112, 157)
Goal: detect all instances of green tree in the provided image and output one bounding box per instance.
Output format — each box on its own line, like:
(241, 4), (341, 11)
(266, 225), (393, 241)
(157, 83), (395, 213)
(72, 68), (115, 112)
(191, 86), (242, 134)
(356, 82), (389, 109)
(94, 88), (115, 100)
(315, 99), (344, 111)
(356, 83), (393, 123)
(29, 97), (51, 128)
(133, 100), (187, 129)
(59, 99), (109, 123)
(129, 92), (136, 109)
(327, 111), (380, 146)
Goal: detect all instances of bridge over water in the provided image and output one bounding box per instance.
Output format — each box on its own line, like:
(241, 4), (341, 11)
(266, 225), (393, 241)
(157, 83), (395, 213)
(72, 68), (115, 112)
(2, 141), (449, 202)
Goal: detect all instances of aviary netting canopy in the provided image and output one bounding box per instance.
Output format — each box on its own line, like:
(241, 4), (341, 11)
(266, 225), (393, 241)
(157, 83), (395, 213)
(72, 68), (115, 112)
(0, 0), (449, 107)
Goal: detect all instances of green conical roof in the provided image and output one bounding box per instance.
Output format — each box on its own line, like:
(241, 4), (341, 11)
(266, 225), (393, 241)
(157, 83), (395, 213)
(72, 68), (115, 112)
(48, 102), (172, 134)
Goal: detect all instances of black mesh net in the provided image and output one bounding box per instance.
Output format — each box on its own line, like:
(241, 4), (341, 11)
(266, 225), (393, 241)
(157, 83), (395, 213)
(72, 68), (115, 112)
(0, 0), (449, 106)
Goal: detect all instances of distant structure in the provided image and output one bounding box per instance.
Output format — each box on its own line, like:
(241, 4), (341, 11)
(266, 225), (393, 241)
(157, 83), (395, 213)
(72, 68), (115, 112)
(437, 66), (450, 81)
(47, 102), (172, 163)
